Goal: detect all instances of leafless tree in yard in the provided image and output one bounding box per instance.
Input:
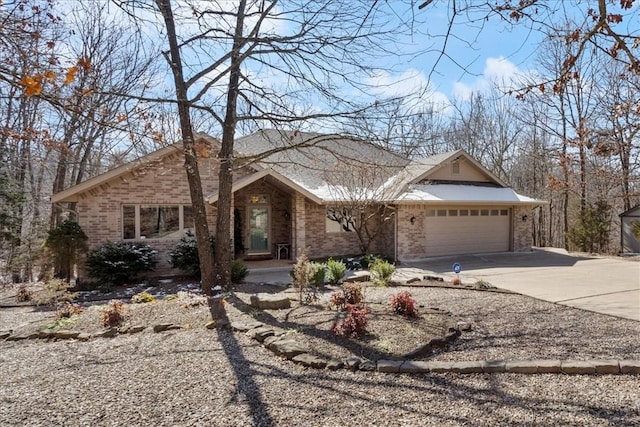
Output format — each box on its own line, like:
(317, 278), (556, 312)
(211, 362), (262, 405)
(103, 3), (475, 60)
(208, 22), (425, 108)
(114, 0), (417, 292)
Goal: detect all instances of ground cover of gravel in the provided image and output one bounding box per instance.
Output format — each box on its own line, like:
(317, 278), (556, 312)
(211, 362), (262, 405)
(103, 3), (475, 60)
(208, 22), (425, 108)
(1, 281), (639, 426)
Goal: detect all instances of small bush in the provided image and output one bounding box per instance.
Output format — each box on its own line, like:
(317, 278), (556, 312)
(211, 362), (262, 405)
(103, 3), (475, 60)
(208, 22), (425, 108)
(309, 262), (326, 286)
(16, 285), (32, 302)
(332, 305), (369, 338)
(87, 241), (157, 288)
(131, 291), (156, 304)
(56, 301), (83, 319)
(475, 279), (494, 289)
(291, 249), (321, 304)
(390, 291), (418, 318)
(169, 232), (215, 277)
(451, 276), (462, 286)
(33, 279), (78, 306)
(100, 300), (127, 327)
(330, 282), (364, 311)
(326, 258), (346, 285)
(231, 259), (249, 284)
(369, 258), (395, 287)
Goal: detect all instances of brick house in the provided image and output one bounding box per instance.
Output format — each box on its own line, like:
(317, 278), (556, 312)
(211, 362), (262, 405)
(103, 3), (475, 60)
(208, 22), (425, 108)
(51, 129), (542, 277)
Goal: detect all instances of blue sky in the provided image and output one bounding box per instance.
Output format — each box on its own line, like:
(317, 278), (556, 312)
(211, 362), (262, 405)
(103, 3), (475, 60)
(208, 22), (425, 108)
(368, 1), (549, 108)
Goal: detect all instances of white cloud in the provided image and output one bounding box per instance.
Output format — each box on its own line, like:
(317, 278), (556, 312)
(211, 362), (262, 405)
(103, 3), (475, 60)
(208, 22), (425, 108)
(451, 56), (529, 100)
(366, 69), (452, 113)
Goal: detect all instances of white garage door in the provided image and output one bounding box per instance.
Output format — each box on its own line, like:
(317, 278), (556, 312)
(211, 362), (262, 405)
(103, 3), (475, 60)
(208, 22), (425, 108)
(424, 207), (510, 257)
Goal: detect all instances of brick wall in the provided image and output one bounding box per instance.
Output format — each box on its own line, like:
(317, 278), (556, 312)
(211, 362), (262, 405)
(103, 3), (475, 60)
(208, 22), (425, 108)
(75, 152), (219, 279)
(512, 205), (534, 252)
(396, 204), (428, 260)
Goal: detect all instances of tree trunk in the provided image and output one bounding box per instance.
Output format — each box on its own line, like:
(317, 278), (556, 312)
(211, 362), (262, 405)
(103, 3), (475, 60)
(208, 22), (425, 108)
(214, 0), (247, 290)
(156, 0), (215, 295)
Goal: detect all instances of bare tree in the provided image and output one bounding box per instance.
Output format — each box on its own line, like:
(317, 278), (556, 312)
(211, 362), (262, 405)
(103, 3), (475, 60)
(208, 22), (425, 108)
(114, 0), (415, 291)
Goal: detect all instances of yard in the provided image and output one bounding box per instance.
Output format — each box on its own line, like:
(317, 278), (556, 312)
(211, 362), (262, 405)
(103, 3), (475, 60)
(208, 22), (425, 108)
(0, 279), (639, 426)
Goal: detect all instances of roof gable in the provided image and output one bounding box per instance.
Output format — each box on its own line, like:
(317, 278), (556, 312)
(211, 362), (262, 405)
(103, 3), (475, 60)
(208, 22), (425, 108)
(411, 150), (507, 187)
(51, 134), (219, 203)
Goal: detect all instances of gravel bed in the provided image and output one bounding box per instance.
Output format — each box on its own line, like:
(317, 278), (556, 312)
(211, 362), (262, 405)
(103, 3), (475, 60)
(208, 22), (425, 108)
(1, 285), (639, 425)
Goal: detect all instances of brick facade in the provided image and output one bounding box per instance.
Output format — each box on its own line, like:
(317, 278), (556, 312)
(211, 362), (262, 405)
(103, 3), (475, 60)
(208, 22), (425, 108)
(512, 205), (534, 252)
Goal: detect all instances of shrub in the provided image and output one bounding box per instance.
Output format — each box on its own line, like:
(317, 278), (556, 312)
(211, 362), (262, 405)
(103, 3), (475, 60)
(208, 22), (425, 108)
(33, 278), (78, 306)
(100, 300), (127, 327)
(326, 258), (346, 285)
(169, 232), (215, 277)
(231, 259), (249, 284)
(56, 301), (83, 319)
(330, 282), (364, 311)
(332, 305), (369, 338)
(87, 241), (157, 288)
(131, 291), (156, 304)
(16, 285), (32, 302)
(390, 291), (418, 318)
(474, 279), (494, 289)
(44, 220), (88, 282)
(451, 276), (462, 286)
(369, 258), (395, 287)
(309, 261), (326, 286)
(291, 249), (321, 304)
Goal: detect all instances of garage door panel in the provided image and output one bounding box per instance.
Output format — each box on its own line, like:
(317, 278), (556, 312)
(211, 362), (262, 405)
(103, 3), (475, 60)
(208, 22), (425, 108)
(424, 207), (510, 256)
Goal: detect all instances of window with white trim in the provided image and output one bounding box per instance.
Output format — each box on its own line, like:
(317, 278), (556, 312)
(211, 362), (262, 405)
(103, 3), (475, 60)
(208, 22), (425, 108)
(123, 205), (194, 239)
(326, 207), (355, 233)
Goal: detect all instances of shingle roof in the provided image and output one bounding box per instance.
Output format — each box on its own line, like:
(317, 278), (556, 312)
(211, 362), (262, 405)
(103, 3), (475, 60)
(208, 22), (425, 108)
(235, 129), (408, 198)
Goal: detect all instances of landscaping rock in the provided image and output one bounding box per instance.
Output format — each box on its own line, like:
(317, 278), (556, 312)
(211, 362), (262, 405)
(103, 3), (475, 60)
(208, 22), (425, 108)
(535, 360), (562, 374)
(481, 360), (506, 373)
(345, 355), (361, 371)
(247, 326), (277, 342)
(0, 330), (13, 340)
(399, 361), (430, 373)
(505, 360), (538, 374)
(592, 360), (620, 374)
(561, 361), (596, 375)
(6, 335), (29, 341)
(95, 327), (118, 338)
(126, 325), (146, 334)
(291, 353), (327, 369)
(326, 359), (345, 371)
(619, 360), (640, 374)
(205, 321), (217, 330)
(377, 360), (404, 373)
(451, 361), (483, 374)
(153, 323), (181, 333)
(77, 333), (92, 341)
(456, 322), (473, 332)
(230, 321), (263, 332)
(249, 294), (291, 310)
(52, 331), (80, 340)
(359, 359), (376, 371)
(267, 337), (308, 359)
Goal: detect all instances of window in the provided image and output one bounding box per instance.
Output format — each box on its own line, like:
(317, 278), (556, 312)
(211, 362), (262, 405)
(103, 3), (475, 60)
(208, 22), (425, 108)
(448, 209), (458, 216)
(436, 209), (447, 217)
(480, 209), (489, 216)
(500, 209), (508, 216)
(326, 207), (355, 233)
(122, 205), (193, 240)
(470, 210), (479, 216)
(426, 210), (436, 217)
(491, 209), (499, 216)
(459, 209), (469, 216)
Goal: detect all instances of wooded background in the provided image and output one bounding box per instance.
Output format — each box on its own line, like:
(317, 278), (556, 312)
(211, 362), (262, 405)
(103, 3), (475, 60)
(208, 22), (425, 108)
(1, 1), (638, 283)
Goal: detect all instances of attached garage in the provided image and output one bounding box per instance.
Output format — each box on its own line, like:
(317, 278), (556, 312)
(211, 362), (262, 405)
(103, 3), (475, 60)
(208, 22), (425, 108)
(424, 206), (510, 256)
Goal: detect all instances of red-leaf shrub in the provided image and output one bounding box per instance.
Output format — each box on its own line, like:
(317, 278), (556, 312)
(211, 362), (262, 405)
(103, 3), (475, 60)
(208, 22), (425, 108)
(332, 304), (369, 338)
(330, 282), (364, 311)
(390, 291), (418, 318)
(100, 300), (127, 327)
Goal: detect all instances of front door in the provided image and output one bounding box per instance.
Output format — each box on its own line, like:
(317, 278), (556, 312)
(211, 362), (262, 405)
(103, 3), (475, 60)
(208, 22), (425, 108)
(248, 206), (270, 254)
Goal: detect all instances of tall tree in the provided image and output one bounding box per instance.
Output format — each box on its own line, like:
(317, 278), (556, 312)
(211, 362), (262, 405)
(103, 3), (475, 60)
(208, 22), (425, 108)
(118, 0), (413, 291)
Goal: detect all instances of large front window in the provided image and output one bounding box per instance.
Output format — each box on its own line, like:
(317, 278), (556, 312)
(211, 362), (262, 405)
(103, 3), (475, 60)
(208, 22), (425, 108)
(123, 205), (194, 239)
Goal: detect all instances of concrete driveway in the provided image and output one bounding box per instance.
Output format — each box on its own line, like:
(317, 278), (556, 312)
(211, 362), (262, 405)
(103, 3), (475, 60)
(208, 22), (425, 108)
(406, 248), (640, 321)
